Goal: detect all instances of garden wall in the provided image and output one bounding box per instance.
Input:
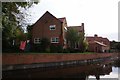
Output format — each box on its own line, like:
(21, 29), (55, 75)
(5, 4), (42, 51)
(2, 53), (116, 65)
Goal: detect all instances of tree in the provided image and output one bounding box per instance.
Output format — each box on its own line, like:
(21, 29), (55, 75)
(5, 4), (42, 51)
(115, 42), (120, 52)
(110, 41), (120, 52)
(78, 32), (88, 52)
(83, 39), (88, 52)
(66, 28), (88, 53)
(2, 2), (38, 52)
(26, 24), (33, 40)
(66, 28), (80, 49)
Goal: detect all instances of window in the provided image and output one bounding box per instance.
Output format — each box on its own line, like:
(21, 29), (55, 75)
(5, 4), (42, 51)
(51, 37), (59, 43)
(34, 38), (41, 44)
(49, 25), (56, 30)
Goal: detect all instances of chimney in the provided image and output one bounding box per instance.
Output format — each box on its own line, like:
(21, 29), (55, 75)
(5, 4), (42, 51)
(94, 34), (98, 37)
(81, 23), (84, 33)
(81, 23), (84, 27)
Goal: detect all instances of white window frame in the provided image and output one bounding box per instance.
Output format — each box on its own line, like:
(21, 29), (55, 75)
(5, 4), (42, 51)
(34, 38), (41, 44)
(51, 37), (59, 43)
(49, 25), (56, 30)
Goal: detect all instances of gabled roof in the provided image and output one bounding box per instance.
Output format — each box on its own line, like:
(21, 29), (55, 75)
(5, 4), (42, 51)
(40, 11), (62, 22)
(58, 17), (66, 22)
(32, 11), (67, 28)
(94, 41), (107, 46)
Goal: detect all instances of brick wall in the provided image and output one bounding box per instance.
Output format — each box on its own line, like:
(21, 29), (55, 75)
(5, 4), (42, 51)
(2, 53), (115, 65)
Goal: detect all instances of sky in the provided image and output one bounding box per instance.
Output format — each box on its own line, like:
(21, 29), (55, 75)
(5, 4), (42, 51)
(25, 0), (119, 41)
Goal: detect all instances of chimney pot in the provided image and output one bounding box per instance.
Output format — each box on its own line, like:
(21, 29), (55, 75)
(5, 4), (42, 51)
(81, 23), (84, 27)
(94, 34), (98, 37)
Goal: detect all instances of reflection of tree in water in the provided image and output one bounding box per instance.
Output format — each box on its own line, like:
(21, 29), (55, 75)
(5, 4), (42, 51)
(112, 58), (120, 67)
(95, 75), (100, 80)
(86, 64), (112, 80)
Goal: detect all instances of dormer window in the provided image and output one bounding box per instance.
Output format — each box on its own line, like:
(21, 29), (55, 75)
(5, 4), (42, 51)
(50, 25), (56, 30)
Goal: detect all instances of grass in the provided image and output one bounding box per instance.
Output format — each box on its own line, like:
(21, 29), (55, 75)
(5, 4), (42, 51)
(81, 52), (95, 54)
(3, 52), (96, 54)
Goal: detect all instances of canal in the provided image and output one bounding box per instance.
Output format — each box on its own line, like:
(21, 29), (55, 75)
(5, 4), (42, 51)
(3, 59), (119, 80)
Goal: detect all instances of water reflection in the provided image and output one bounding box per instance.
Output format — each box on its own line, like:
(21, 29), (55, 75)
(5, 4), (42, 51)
(89, 67), (118, 79)
(3, 60), (119, 79)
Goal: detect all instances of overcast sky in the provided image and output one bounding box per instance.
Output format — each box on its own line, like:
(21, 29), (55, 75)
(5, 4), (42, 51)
(26, 0), (119, 41)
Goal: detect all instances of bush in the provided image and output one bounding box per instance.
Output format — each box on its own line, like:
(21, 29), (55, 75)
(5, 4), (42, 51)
(41, 38), (50, 52)
(32, 44), (42, 52)
(50, 44), (57, 53)
(31, 38), (50, 53)
(50, 44), (63, 53)
(45, 47), (50, 53)
(57, 45), (63, 53)
(2, 39), (20, 53)
(63, 49), (70, 53)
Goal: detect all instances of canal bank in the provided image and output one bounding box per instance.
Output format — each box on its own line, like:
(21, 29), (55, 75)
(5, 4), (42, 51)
(2, 53), (118, 71)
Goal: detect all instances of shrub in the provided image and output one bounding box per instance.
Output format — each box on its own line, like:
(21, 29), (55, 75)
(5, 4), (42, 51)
(50, 44), (63, 53)
(32, 44), (42, 52)
(63, 49), (70, 53)
(56, 45), (63, 53)
(50, 44), (57, 53)
(31, 38), (50, 53)
(41, 38), (50, 52)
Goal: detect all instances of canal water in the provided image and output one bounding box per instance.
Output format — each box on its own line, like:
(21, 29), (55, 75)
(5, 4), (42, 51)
(89, 66), (118, 79)
(3, 59), (120, 80)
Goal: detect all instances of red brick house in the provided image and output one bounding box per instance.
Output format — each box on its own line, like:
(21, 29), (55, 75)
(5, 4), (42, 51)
(86, 34), (110, 52)
(31, 11), (68, 48)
